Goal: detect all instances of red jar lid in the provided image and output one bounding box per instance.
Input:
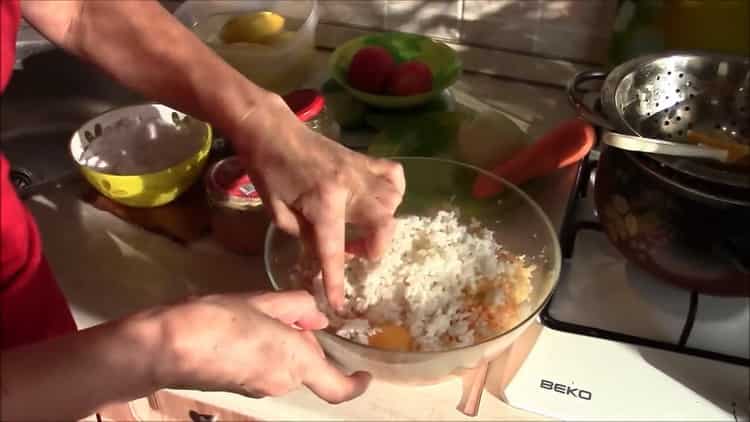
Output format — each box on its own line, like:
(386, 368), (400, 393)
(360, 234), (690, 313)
(206, 156), (262, 209)
(283, 89), (325, 122)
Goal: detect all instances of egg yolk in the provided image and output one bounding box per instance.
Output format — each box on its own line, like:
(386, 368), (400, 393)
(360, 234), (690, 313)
(368, 324), (413, 352)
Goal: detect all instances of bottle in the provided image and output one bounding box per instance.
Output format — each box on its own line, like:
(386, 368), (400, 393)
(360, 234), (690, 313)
(608, 0), (749, 66)
(608, 0), (666, 65)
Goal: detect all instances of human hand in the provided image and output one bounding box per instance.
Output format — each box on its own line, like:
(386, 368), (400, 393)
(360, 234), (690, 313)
(229, 93), (405, 311)
(157, 290), (370, 403)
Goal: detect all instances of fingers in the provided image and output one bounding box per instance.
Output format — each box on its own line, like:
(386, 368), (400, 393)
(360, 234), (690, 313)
(267, 155), (403, 313)
(314, 216), (346, 312)
(294, 311), (329, 331)
(345, 217), (396, 261)
(249, 291), (328, 329)
(295, 187), (348, 312)
(363, 217), (396, 260)
(240, 327), (368, 404)
(346, 190), (400, 260)
(371, 158), (406, 196)
(345, 160), (403, 261)
(302, 360), (371, 404)
(267, 197), (302, 236)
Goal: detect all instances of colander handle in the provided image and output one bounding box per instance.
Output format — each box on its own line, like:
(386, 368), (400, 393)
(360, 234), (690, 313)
(566, 71), (614, 130)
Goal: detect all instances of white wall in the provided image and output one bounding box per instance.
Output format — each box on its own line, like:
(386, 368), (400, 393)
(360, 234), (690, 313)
(319, 0), (618, 64)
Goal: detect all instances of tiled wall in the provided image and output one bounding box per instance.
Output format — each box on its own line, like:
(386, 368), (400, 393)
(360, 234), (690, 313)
(17, 0), (614, 87)
(319, 0), (617, 64)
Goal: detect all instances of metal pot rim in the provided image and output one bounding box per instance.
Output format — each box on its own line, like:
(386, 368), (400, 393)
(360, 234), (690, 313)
(625, 150), (750, 209)
(594, 51), (750, 191)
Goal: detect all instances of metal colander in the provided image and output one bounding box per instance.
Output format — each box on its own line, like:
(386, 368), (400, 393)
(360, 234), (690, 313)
(569, 51), (750, 189)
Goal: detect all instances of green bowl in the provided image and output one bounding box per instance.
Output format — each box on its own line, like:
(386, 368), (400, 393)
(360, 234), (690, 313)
(329, 32), (462, 109)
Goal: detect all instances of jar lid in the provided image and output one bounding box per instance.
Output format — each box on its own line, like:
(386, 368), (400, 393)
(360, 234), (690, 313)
(283, 89), (325, 122)
(206, 156), (262, 209)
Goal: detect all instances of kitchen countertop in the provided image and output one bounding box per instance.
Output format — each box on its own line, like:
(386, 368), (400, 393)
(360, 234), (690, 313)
(26, 49), (578, 420)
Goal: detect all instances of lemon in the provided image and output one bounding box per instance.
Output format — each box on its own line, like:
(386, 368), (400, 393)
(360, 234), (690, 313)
(220, 11), (285, 45)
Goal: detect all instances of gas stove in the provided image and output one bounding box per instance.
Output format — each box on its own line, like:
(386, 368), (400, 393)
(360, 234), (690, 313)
(501, 149), (750, 420)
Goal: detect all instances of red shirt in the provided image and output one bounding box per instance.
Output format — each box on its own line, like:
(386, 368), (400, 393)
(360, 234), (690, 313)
(1, 0), (77, 349)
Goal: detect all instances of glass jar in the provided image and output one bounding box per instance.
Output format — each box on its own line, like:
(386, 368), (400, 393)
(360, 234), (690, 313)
(282, 89), (341, 140)
(205, 156), (270, 255)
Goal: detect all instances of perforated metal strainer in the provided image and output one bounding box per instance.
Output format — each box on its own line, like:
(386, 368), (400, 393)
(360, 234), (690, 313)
(569, 51), (750, 189)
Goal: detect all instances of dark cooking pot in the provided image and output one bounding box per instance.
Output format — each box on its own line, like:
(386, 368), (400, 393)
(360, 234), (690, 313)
(567, 52), (750, 295)
(594, 145), (750, 296)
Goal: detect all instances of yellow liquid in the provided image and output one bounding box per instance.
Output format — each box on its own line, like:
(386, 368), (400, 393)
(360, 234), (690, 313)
(663, 0), (749, 55)
(368, 324), (413, 352)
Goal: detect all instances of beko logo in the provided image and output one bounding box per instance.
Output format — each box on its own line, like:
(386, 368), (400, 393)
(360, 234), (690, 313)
(540, 379), (592, 401)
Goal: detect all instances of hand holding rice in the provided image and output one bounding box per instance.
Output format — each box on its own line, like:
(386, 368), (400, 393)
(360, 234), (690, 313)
(291, 209), (535, 352)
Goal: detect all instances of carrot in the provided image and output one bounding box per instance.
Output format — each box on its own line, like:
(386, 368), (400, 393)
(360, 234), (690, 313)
(686, 130), (750, 163)
(472, 118), (595, 199)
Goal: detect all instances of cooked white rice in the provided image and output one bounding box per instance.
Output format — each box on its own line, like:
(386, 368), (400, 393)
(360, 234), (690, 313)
(292, 209), (534, 351)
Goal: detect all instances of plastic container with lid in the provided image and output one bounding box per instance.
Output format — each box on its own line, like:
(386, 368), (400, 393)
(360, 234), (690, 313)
(282, 89), (341, 140)
(205, 156), (269, 255)
(174, 0), (319, 94)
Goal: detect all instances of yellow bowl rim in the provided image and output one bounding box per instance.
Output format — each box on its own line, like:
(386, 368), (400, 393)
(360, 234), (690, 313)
(69, 102), (213, 178)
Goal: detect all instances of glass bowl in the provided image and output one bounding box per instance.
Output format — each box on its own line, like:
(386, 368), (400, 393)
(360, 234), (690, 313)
(175, 0), (318, 94)
(264, 157), (561, 384)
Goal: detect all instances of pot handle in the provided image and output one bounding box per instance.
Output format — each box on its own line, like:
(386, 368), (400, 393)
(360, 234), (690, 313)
(566, 71), (614, 130)
(716, 234), (750, 276)
(601, 131), (730, 162)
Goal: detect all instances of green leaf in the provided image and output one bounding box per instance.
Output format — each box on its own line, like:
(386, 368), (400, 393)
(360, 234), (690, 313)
(367, 131), (403, 157)
(360, 32), (429, 63)
(325, 91), (368, 129)
(365, 111), (463, 158)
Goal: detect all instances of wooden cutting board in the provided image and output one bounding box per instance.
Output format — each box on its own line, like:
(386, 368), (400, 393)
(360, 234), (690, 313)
(80, 144), (235, 245)
(82, 181), (212, 245)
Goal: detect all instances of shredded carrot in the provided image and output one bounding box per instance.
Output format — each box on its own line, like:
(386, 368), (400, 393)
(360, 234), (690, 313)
(686, 130), (750, 163)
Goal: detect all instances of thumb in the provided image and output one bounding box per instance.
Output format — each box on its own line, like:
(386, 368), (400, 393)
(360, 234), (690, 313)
(248, 291), (328, 329)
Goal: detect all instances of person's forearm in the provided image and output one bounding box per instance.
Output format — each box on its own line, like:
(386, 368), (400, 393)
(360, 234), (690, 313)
(21, 0), (266, 139)
(0, 310), (166, 421)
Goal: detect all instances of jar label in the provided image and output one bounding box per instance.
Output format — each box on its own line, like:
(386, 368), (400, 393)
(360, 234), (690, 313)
(228, 176), (261, 202)
(208, 156), (263, 207)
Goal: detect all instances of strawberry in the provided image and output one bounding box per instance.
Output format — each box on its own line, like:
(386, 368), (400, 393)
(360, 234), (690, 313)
(387, 60), (433, 96)
(347, 46), (396, 94)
